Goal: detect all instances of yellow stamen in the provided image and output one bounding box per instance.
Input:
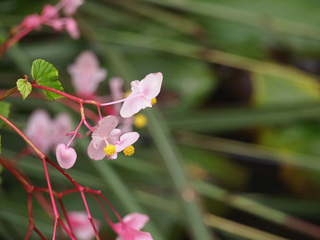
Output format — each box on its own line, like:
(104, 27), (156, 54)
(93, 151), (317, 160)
(151, 97), (157, 105)
(134, 114), (147, 128)
(104, 145), (116, 155)
(123, 146), (135, 156)
(125, 90), (131, 98)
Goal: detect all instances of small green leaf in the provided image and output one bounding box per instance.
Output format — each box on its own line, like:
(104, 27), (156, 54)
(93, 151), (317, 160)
(0, 135), (1, 154)
(16, 79), (32, 100)
(0, 101), (10, 129)
(31, 59), (64, 100)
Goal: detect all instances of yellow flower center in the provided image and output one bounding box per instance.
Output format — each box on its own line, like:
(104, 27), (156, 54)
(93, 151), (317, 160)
(134, 114), (147, 128)
(104, 145), (116, 155)
(151, 97), (157, 105)
(123, 146), (135, 156)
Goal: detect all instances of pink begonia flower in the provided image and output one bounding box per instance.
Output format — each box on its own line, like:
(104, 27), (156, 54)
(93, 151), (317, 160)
(56, 144), (77, 169)
(112, 213), (153, 240)
(25, 109), (73, 154)
(65, 17), (80, 39)
(66, 211), (100, 240)
(62, 0), (85, 16)
(25, 109), (53, 154)
(87, 116), (139, 160)
(68, 51), (107, 97)
(120, 72), (163, 118)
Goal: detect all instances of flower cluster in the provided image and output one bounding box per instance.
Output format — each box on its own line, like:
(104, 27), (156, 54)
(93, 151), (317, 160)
(4, 2), (160, 239)
(49, 51), (163, 170)
(18, 0), (84, 39)
(24, 51), (162, 240)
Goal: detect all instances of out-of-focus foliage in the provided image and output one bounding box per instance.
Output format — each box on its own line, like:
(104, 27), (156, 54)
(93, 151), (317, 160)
(1, 0), (320, 239)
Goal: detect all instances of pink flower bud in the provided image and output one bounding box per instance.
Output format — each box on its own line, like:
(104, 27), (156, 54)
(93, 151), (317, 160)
(56, 144), (77, 169)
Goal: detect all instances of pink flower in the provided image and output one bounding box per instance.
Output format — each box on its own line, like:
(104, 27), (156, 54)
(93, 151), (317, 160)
(66, 211), (100, 240)
(120, 72), (163, 118)
(65, 17), (80, 39)
(68, 51), (107, 97)
(62, 0), (84, 16)
(25, 109), (53, 154)
(25, 109), (73, 154)
(87, 116), (139, 160)
(112, 213), (153, 240)
(56, 144), (77, 169)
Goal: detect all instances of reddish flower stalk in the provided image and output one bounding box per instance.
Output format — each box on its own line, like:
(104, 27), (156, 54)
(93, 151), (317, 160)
(0, 113), (126, 238)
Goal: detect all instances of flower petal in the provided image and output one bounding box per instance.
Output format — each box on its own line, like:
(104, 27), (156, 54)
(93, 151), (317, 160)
(140, 72), (163, 99)
(120, 93), (151, 118)
(56, 144), (77, 169)
(122, 213), (149, 230)
(87, 140), (106, 161)
(115, 132), (139, 152)
(65, 17), (80, 39)
(108, 128), (122, 145)
(93, 116), (118, 139)
(66, 211), (100, 240)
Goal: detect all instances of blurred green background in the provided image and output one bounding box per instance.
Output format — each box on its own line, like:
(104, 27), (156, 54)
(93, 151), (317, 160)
(1, 0), (320, 239)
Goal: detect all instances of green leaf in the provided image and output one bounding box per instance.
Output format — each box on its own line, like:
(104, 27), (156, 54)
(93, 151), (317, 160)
(0, 101), (10, 129)
(31, 59), (64, 100)
(252, 73), (320, 106)
(16, 79), (32, 100)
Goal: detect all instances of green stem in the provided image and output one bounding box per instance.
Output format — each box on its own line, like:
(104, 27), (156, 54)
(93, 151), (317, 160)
(146, 110), (215, 240)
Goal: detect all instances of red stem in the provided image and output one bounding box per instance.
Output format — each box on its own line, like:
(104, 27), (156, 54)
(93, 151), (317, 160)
(0, 27), (32, 58)
(32, 84), (84, 103)
(80, 192), (100, 240)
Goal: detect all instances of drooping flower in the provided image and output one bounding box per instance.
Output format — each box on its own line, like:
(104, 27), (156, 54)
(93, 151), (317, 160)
(87, 116), (139, 160)
(120, 72), (163, 118)
(112, 213), (153, 240)
(68, 51), (107, 97)
(65, 211), (100, 240)
(56, 144), (77, 169)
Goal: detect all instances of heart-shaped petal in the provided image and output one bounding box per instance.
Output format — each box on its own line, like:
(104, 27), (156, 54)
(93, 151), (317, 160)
(56, 143), (77, 169)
